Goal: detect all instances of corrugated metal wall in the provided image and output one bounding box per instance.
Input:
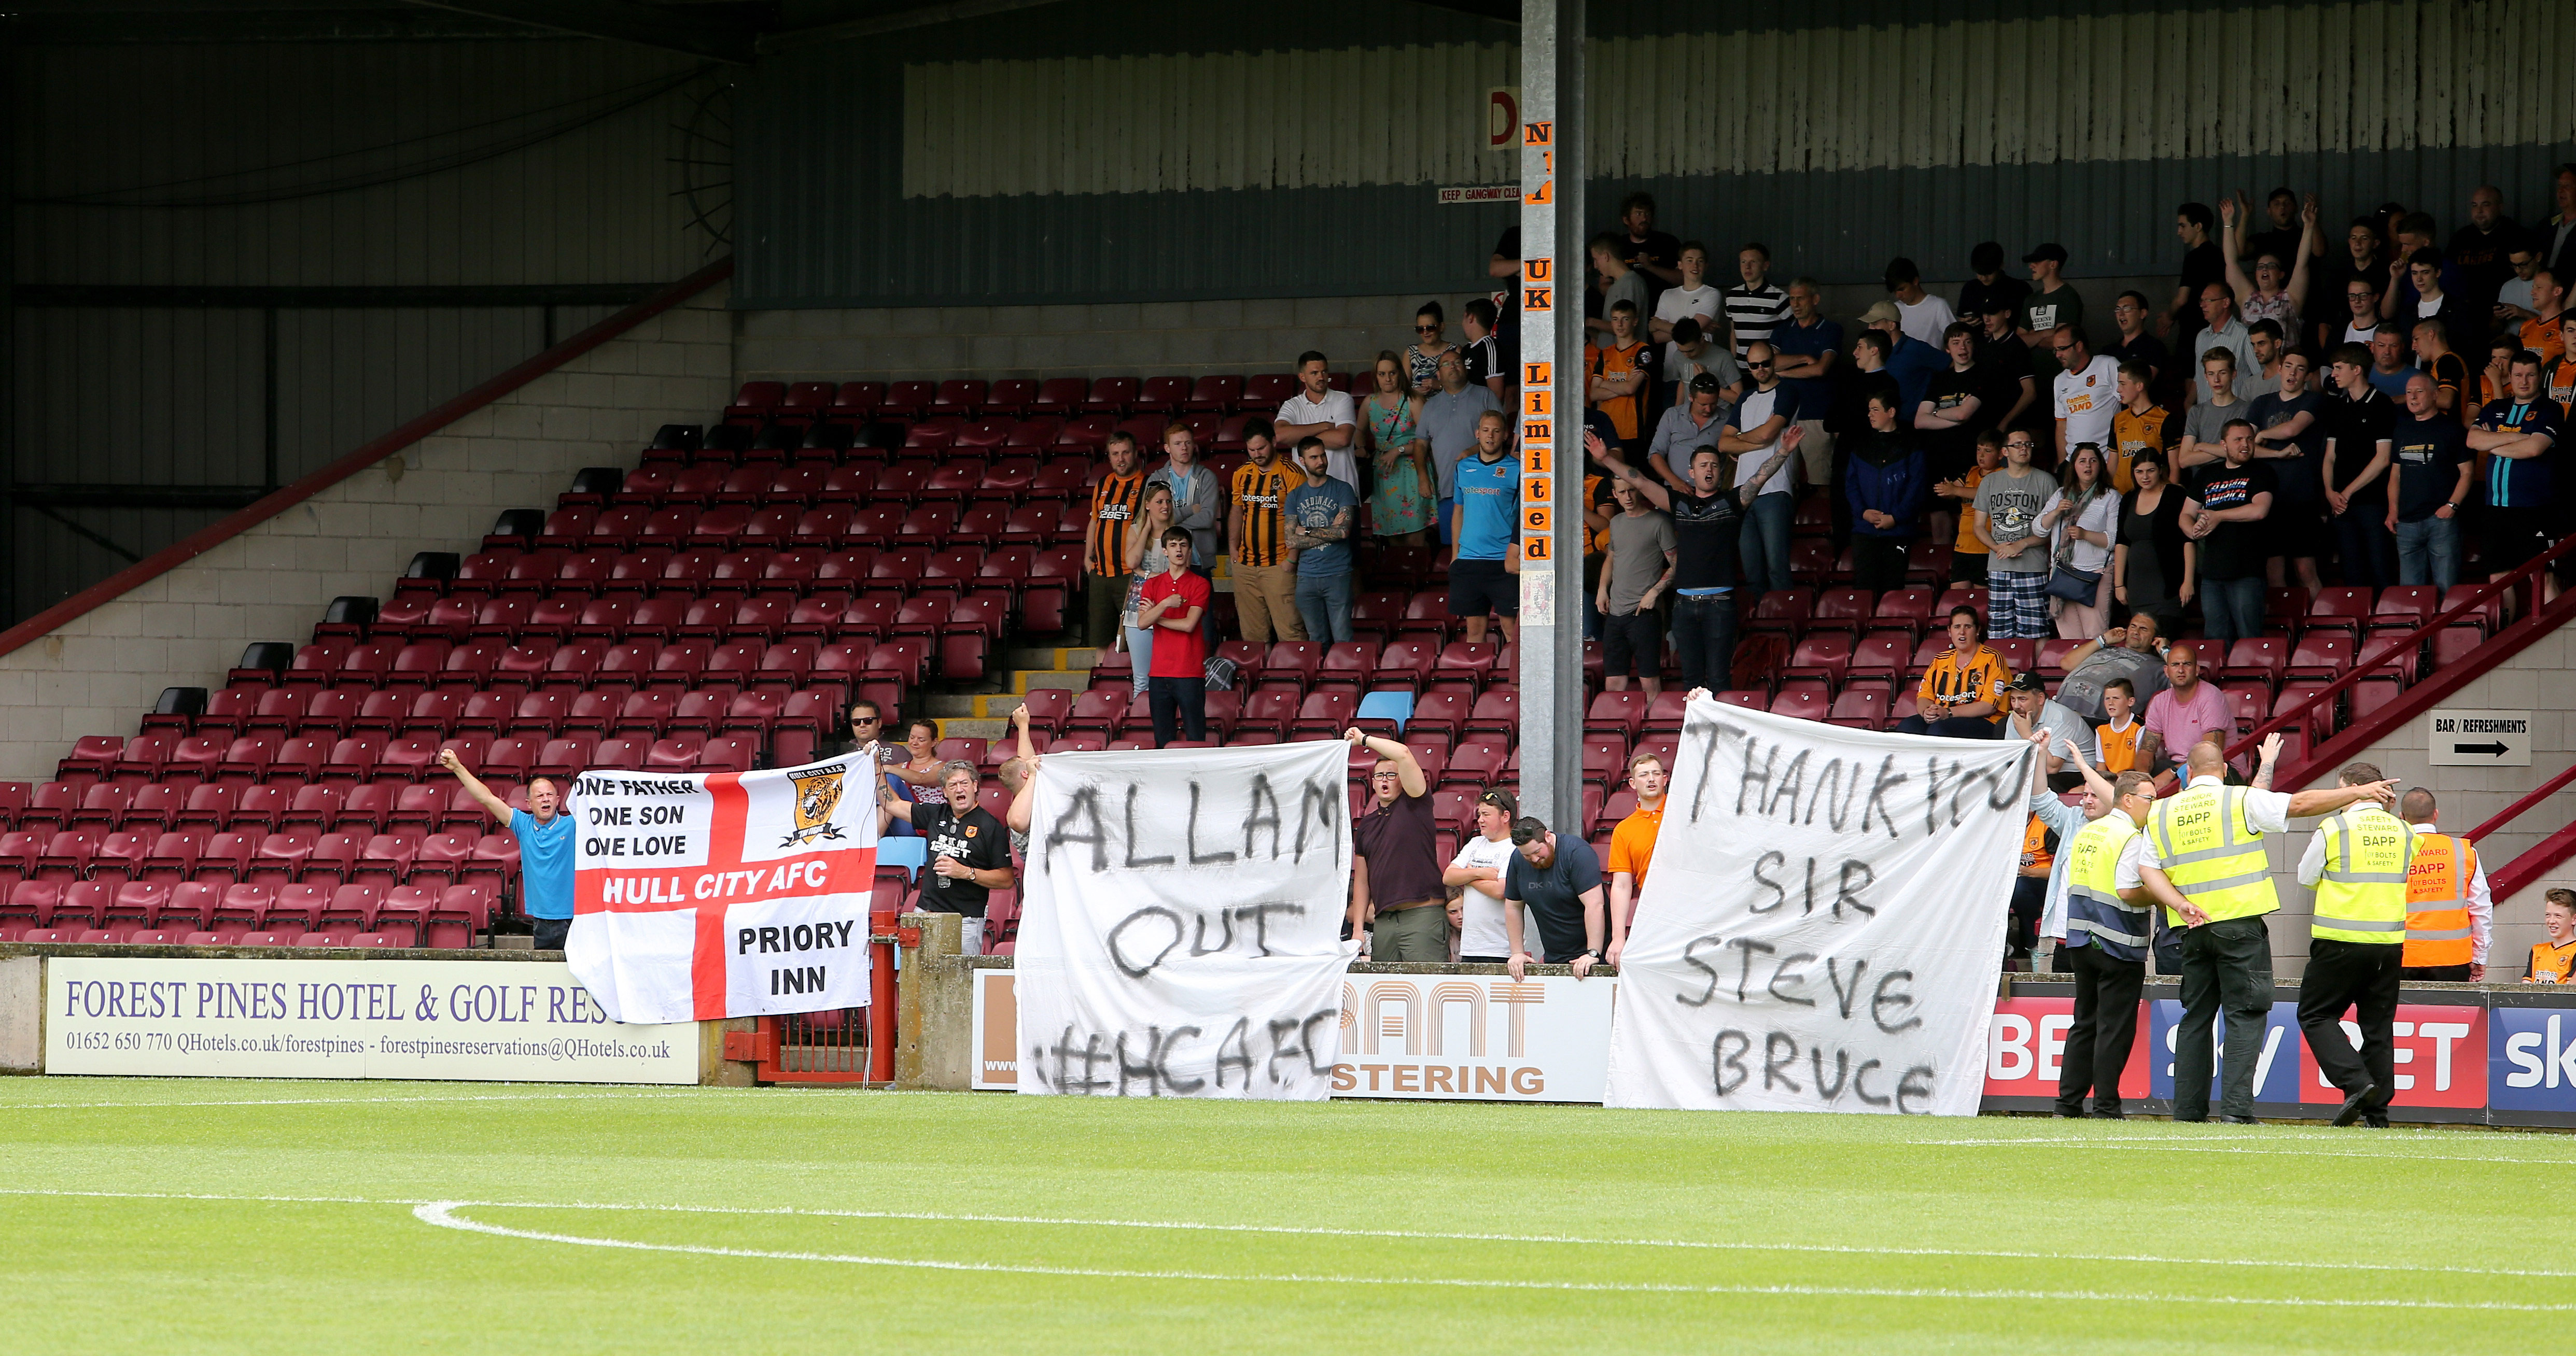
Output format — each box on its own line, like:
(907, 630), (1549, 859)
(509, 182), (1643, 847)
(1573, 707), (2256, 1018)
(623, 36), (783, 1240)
(738, 0), (2576, 306)
(7, 40), (724, 625)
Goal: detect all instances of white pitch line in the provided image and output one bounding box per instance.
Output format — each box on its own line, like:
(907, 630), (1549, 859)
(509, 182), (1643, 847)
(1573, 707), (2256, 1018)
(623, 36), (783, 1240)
(408, 1202), (2576, 1312)
(3, 1187), (2570, 1281)
(0, 1087), (820, 1112)
(1916, 1134), (2576, 1166)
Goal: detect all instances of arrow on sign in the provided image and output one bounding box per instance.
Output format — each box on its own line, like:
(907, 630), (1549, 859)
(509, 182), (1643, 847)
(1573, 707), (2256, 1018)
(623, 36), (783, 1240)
(2451, 742), (2511, 757)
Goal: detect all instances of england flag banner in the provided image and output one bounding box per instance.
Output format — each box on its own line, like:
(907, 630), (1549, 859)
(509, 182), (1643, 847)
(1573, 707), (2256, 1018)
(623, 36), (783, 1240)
(1016, 740), (1354, 1099)
(566, 755), (878, 1024)
(1604, 700), (2031, 1115)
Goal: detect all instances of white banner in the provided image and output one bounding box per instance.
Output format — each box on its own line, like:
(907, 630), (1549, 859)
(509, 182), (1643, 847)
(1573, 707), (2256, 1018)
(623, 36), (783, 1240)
(46, 957), (697, 1083)
(1604, 700), (2030, 1115)
(568, 756), (878, 1024)
(1015, 741), (1354, 1098)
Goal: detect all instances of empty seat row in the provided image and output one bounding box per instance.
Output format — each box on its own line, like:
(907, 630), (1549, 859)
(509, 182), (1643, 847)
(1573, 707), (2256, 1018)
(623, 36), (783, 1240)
(721, 374), (1361, 425)
(0, 878), (492, 949)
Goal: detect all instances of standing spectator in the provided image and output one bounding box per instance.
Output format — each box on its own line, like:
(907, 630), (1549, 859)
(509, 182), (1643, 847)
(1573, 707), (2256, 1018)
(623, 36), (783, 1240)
(1594, 474), (1675, 696)
(1145, 422), (1222, 571)
(2314, 218), (2391, 351)
(1345, 730), (1445, 963)
(1916, 322), (1988, 484)
(2496, 241), (2544, 325)
(1660, 317), (1743, 413)
(1285, 437), (1360, 644)
(2379, 215), (2469, 323)
(1885, 256), (1957, 348)
(1770, 278), (1843, 492)
(1420, 350), (1503, 543)
(2322, 275), (2385, 353)
(2219, 192), (2319, 335)
(2176, 348), (2250, 469)
(2246, 349), (2328, 591)
(1860, 302), (1947, 417)
(1227, 426), (1303, 644)
(1459, 298), (1506, 400)
(1935, 430), (2005, 585)
(2244, 187), (2314, 270)
(2387, 372), (2472, 589)
(1273, 351), (1360, 489)
(1448, 411), (1521, 645)
(1446, 789), (1530, 966)
(2478, 332), (2521, 409)
(1503, 816), (1606, 982)
(2115, 455), (2193, 638)
(2553, 315), (2576, 409)
(1586, 299), (1651, 455)
(2017, 243), (2085, 384)
(1083, 431), (1147, 646)
(2367, 329), (2414, 400)
(1720, 243), (1790, 359)
(1835, 328), (1899, 446)
(2515, 268), (2567, 366)
(2545, 165), (2576, 286)
(1976, 298), (2039, 434)
(2466, 350), (2564, 611)
(2237, 320), (2286, 401)
(1614, 192), (1683, 291)
(1897, 606), (2008, 738)
(2166, 202), (2225, 340)
(2411, 319), (2472, 421)
(1959, 240), (2032, 326)
(1403, 301), (1457, 397)
(2320, 342), (2399, 589)
(2186, 285), (2259, 407)
(2451, 186), (2521, 310)
(1649, 241), (1721, 344)
(1974, 430), (2056, 640)
(1604, 751), (1669, 967)
(2180, 421), (2276, 652)
(1594, 432), (1749, 696)
(437, 750), (572, 950)
(1119, 484), (1178, 694)
(1647, 373), (1730, 492)
(2397, 248), (2481, 359)
(2110, 361), (2179, 492)
(2039, 443), (2119, 639)
(2106, 290), (2172, 393)
(1845, 391), (1929, 590)
(2136, 643), (2230, 792)
(1720, 343), (1803, 596)
(1588, 234), (1649, 339)
(2055, 611), (2169, 725)
(1133, 526), (1210, 747)
(2051, 325), (2121, 468)
(876, 761), (1014, 955)
(1361, 352), (1433, 546)
(2024, 728), (2158, 1113)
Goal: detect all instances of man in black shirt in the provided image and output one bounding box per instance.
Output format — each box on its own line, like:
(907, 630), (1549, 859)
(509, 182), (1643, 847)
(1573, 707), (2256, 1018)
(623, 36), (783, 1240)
(1917, 321), (1989, 481)
(2387, 371), (2473, 589)
(2245, 349), (2328, 590)
(2319, 342), (2399, 588)
(1502, 816), (1606, 982)
(1958, 241), (2032, 328)
(1977, 299), (2039, 439)
(878, 760), (1014, 954)
(2169, 202), (2225, 345)
(1589, 427), (1754, 696)
(1614, 192), (1683, 299)
(2179, 421), (2278, 651)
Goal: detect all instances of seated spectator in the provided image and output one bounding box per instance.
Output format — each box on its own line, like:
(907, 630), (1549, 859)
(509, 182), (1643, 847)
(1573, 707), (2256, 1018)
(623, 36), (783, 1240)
(2321, 341), (2399, 589)
(1897, 606), (2009, 738)
(1360, 351), (1433, 546)
(2113, 455), (2192, 637)
(1503, 815), (1607, 982)
(2530, 889), (2576, 984)
(1285, 436), (1360, 644)
(1273, 350), (1361, 489)
(1448, 410), (1521, 645)
(2039, 443), (2119, 638)
(2387, 371), (2471, 589)
(884, 717), (949, 834)
(2004, 671), (2090, 790)
(2055, 610), (2168, 725)
(1586, 299), (1651, 455)
(1133, 526), (1211, 747)
(1975, 430), (2055, 640)
(2137, 643), (2229, 790)
(1404, 301), (1456, 397)
(2179, 420), (2274, 649)
(2093, 676), (2145, 773)
(1844, 391), (1929, 590)
(1595, 475), (1675, 696)
(1935, 428), (2005, 583)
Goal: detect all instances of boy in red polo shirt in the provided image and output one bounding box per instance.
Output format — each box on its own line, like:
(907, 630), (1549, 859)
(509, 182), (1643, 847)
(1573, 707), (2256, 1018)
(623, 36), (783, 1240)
(1135, 526), (1212, 746)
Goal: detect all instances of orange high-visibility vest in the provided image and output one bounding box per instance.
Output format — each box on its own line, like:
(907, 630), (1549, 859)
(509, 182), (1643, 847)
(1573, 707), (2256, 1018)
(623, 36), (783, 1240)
(2401, 832), (2477, 968)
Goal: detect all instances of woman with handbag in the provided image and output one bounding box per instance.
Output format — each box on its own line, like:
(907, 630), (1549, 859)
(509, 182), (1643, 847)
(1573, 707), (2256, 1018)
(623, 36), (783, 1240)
(2113, 454), (2194, 639)
(2038, 442), (2119, 639)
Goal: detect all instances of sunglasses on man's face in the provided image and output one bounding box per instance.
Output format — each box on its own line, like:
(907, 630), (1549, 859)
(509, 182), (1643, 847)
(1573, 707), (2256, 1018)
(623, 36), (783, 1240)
(1747, 359), (1773, 369)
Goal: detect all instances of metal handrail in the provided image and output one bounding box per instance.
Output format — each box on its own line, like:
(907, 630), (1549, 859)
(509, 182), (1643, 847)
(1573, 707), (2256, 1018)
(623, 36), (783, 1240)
(2469, 762), (2576, 843)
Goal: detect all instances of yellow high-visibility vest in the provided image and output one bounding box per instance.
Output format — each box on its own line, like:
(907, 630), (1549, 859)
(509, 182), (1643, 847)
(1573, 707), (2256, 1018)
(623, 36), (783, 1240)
(2148, 782), (2279, 926)
(2311, 806), (2413, 945)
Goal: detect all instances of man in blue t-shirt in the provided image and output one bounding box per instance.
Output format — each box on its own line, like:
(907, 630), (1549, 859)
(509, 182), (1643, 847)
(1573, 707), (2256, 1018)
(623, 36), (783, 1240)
(2465, 350), (2563, 602)
(1447, 409), (1522, 645)
(1283, 436), (1362, 643)
(440, 747), (575, 949)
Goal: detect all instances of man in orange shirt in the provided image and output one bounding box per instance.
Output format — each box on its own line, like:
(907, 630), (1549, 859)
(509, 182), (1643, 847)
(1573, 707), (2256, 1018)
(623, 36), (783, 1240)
(2550, 313), (2576, 415)
(1226, 425), (1305, 644)
(1587, 300), (1651, 454)
(1933, 429), (2004, 584)
(1604, 751), (1668, 967)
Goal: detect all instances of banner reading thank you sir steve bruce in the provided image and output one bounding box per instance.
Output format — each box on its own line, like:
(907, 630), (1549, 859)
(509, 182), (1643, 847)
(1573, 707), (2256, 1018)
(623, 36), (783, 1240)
(567, 755), (878, 1024)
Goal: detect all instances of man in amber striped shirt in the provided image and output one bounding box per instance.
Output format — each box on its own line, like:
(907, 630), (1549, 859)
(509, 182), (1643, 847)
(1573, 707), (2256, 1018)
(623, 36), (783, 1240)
(1229, 425), (1306, 642)
(1084, 432), (1146, 646)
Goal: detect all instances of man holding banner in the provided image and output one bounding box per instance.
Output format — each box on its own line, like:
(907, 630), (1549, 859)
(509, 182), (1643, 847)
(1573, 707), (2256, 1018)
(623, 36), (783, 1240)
(2135, 737), (2396, 1123)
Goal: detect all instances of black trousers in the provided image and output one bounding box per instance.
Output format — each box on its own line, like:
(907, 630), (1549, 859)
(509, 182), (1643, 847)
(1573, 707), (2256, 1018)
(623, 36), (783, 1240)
(2402, 963), (2472, 982)
(531, 916), (572, 951)
(1147, 675), (1205, 747)
(2058, 943), (2145, 1116)
(2298, 937), (2402, 1103)
(2173, 914), (2275, 1120)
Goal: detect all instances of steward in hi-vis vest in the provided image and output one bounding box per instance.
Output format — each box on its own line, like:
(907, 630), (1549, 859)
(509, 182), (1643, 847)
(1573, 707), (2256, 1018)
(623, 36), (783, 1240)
(2023, 724), (2163, 1120)
(2135, 738), (2397, 1125)
(2395, 787), (2493, 981)
(2294, 769), (2416, 1128)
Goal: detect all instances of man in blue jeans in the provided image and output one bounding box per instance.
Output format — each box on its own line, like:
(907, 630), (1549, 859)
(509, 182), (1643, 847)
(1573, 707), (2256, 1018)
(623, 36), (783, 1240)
(1588, 428), (1765, 695)
(1718, 341), (1801, 596)
(438, 747), (572, 949)
(2386, 372), (2471, 588)
(1285, 436), (1361, 643)
(2179, 419), (2275, 651)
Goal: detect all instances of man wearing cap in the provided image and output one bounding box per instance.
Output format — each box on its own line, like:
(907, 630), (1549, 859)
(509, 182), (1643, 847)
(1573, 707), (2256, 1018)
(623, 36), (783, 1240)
(2135, 735), (2398, 1123)
(2018, 243), (2086, 384)
(1446, 788), (1533, 966)
(1861, 301), (1949, 418)
(1503, 816), (1607, 983)
(2004, 670), (2091, 790)
(2292, 760), (2418, 1127)
(1347, 728), (1447, 962)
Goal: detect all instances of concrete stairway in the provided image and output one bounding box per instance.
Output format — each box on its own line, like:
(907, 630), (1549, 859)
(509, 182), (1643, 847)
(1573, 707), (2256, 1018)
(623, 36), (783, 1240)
(923, 645), (1097, 743)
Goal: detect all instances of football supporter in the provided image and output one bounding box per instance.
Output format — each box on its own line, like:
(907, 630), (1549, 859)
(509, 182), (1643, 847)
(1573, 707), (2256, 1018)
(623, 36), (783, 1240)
(1346, 729), (1446, 963)
(877, 760), (1014, 956)
(1896, 606), (2009, 737)
(439, 748), (572, 950)
(2529, 891), (2576, 983)
(1503, 816), (1606, 982)
(1604, 751), (1668, 967)
(1446, 789), (1530, 966)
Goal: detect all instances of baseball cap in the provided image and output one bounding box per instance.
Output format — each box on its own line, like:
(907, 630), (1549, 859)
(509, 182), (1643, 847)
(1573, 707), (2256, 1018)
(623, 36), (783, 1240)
(2005, 671), (2045, 693)
(2021, 242), (2069, 264)
(1858, 300), (1903, 328)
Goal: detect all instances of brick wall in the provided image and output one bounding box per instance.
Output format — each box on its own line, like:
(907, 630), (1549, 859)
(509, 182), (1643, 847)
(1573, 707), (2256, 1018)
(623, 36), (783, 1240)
(0, 281), (735, 784)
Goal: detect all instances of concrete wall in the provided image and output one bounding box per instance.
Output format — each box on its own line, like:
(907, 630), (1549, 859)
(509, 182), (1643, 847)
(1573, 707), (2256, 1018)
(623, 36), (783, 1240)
(0, 281), (735, 785)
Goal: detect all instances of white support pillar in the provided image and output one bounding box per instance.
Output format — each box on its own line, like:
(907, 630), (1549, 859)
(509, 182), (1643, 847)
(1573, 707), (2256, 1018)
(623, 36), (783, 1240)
(1514, 0), (1586, 831)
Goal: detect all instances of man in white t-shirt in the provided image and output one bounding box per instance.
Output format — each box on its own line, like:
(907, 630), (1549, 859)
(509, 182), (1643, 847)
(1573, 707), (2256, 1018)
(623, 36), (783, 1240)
(2050, 324), (2122, 464)
(1272, 349), (1360, 488)
(1444, 789), (1539, 964)
(1885, 256), (1958, 348)
(1651, 241), (1722, 345)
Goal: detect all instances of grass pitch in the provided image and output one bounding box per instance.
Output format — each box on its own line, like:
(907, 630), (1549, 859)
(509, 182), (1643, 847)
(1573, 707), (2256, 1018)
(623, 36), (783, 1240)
(6, 1079), (2571, 1354)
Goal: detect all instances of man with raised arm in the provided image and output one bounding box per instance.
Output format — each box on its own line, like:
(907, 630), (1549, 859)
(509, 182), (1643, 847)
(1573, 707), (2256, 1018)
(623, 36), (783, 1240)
(439, 747), (572, 950)
(2025, 726), (2159, 1118)
(1346, 727), (1445, 963)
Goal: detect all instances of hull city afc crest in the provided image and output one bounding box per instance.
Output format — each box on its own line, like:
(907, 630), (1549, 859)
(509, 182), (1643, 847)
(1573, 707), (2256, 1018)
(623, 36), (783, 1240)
(783, 765), (850, 847)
